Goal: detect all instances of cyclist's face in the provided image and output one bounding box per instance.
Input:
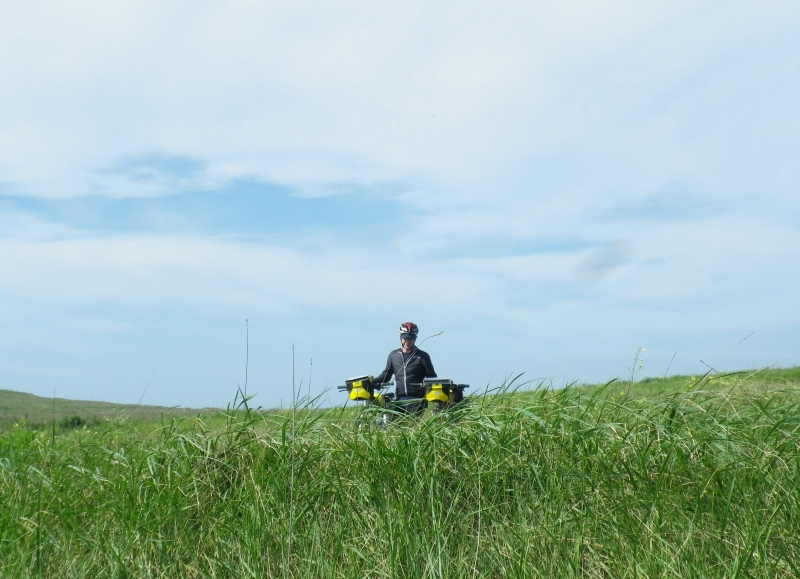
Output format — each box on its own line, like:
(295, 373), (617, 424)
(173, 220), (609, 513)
(400, 337), (416, 352)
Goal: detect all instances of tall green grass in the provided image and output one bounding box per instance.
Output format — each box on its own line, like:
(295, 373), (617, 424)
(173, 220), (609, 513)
(1, 372), (799, 577)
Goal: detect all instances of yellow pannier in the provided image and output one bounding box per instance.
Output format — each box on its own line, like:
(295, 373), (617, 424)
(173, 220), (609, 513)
(425, 383), (450, 403)
(349, 380), (372, 401)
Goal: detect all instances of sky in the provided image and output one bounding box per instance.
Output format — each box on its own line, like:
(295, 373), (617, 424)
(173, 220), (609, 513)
(1, 0), (798, 408)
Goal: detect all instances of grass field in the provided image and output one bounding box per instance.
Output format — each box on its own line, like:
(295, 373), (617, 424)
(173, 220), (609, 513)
(1, 367), (799, 577)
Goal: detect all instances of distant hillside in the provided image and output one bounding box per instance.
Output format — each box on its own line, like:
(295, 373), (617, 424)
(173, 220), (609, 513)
(2, 365), (798, 430)
(0, 389), (211, 429)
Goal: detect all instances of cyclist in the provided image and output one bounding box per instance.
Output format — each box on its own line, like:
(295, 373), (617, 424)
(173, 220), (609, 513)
(374, 322), (437, 416)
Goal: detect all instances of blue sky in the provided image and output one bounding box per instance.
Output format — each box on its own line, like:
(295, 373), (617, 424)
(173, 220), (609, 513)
(1, 0), (798, 408)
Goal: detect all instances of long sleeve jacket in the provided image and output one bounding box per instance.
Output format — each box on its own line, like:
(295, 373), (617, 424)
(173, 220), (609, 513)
(375, 348), (437, 397)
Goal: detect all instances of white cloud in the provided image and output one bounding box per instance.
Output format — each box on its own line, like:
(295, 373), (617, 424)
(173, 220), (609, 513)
(1, 208), (795, 326)
(2, 1), (797, 198)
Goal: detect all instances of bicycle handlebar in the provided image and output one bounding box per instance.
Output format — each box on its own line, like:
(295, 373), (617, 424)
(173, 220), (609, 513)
(408, 382), (470, 389)
(337, 382), (393, 391)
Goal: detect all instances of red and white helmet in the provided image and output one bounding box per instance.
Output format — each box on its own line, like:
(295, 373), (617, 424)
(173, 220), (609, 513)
(399, 322), (419, 339)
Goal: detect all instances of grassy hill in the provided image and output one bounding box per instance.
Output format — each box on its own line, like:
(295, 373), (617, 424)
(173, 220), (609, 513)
(0, 389), (214, 430)
(1, 366), (799, 577)
(3, 365), (799, 428)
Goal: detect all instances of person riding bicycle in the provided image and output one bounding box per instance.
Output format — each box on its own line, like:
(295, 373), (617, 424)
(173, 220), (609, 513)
(374, 322), (437, 415)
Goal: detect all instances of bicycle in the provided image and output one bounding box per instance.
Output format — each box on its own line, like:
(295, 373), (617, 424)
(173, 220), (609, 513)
(338, 375), (470, 426)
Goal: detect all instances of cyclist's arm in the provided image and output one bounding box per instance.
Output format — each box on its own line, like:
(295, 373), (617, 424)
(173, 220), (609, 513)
(374, 353), (395, 384)
(423, 353), (437, 378)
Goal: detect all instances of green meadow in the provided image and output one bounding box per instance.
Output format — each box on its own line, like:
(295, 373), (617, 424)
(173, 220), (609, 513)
(1, 367), (799, 578)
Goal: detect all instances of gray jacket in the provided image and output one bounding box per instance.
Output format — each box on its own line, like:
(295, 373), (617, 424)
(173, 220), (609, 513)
(375, 348), (437, 397)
